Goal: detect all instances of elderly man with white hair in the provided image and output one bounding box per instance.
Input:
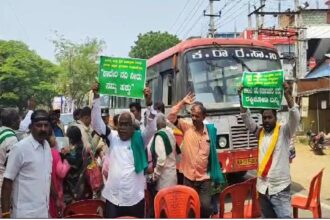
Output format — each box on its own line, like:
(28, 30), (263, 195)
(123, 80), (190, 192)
(149, 113), (177, 190)
(91, 84), (154, 218)
(146, 113), (177, 218)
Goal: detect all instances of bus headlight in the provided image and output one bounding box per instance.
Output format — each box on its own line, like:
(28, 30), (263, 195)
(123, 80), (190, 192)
(219, 136), (228, 148)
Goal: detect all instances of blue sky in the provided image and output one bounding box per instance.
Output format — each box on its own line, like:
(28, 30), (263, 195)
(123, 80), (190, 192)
(0, 0), (320, 63)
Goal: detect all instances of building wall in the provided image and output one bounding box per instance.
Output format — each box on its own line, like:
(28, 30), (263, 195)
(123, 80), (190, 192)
(279, 15), (295, 28)
(279, 10), (330, 28)
(301, 109), (330, 133)
(300, 92), (330, 133)
(301, 10), (329, 25)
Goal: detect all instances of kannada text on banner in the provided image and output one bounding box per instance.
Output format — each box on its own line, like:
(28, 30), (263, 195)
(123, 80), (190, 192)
(241, 70), (284, 109)
(99, 56), (146, 99)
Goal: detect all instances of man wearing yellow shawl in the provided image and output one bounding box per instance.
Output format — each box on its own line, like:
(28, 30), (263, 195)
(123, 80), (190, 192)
(239, 82), (300, 218)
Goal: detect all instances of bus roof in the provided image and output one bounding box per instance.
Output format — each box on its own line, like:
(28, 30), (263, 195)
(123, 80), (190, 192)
(147, 38), (276, 67)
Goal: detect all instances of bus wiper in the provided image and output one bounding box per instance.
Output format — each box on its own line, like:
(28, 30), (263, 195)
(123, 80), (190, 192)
(232, 55), (253, 72)
(205, 60), (224, 69)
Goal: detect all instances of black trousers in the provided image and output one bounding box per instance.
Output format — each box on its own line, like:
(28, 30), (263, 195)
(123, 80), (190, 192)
(183, 177), (212, 218)
(105, 198), (145, 218)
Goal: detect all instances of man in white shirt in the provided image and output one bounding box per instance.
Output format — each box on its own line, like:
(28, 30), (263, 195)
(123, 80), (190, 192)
(146, 114), (177, 218)
(238, 82), (300, 218)
(0, 108), (20, 217)
(1, 110), (52, 218)
(91, 85), (153, 218)
(149, 113), (177, 191)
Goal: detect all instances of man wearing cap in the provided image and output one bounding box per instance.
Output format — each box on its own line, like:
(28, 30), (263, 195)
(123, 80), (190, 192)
(101, 107), (110, 126)
(1, 110), (52, 218)
(49, 111), (65, 137)
(53, 109), (65, 135)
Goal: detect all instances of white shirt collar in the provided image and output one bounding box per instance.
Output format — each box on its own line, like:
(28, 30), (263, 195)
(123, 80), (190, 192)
(28, 134), (46, 149)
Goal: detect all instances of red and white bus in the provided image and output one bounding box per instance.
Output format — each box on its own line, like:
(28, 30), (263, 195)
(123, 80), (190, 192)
(147, 38), (282, 175)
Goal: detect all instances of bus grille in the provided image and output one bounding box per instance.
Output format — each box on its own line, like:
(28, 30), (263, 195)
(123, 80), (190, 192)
(231, 115), (259, 148)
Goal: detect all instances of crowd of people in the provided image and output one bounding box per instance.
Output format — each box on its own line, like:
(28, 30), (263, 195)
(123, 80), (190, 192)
(0, 82), (300, 218)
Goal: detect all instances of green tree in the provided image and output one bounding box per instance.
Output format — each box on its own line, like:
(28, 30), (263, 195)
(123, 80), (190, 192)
(53, 36), (105, 107)
(129, 31), (180, 59)
(0, 40), (61, 110)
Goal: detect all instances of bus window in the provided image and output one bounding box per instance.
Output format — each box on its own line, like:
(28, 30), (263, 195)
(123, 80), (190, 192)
(100, 95), (109, 107)
(118, 97), (124, 108)
(112, 96), (116, 108)
(149, 76), (162, 104)
(161, 71), (173, 106)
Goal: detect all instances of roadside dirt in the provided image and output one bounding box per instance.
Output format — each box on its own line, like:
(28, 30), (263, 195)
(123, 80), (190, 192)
(290, 138), (330, 205)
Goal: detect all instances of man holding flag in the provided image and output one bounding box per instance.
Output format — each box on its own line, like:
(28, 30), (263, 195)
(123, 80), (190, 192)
(238, 82), (300, 218)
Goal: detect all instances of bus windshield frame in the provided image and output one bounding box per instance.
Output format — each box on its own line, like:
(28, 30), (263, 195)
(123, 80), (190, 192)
(184, 46), (282, 110)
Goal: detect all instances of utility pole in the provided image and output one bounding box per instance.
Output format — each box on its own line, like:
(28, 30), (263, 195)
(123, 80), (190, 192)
(250, 4), (300, 82)
(248, 4), (265, 38)
(204, 0), (221, 37)
(278, 0), (281, 12)
(255, 6), (260, 30)
(294, 0), (308, 80)
(234, 20), (237, 36)
(260, 0), (265, 27)
(294, 0), (300, 80)
(248, 2), (252, 28)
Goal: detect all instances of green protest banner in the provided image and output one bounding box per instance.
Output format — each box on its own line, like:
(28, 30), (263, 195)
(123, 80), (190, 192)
(98, 56), (146, 99)
(241, 70), (284, 109)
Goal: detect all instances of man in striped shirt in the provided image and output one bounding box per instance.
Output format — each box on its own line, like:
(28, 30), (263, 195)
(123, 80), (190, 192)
(0, 108), (20, 217)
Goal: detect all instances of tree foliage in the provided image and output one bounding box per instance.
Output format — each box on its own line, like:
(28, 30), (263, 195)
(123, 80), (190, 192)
(129, 31), (180, 59)
(53, 36), (105, 107)
(0, 40), (61, 110)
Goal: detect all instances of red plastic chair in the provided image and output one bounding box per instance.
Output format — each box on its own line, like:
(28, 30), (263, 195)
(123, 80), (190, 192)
(154, 185), (200, 218)
(63, 199), (105, 217)
(292, 168), (324, 218)
(243, 177), (261, 218)
(64, 213), (102, 218)
(218, 182), (253, 218)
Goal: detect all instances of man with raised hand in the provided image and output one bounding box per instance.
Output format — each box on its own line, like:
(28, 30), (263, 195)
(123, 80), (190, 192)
(18, 97), (36, 140)
(238, 82), (300, 218)
(91, 84), (151, 218)
(167, 93), (225, 218)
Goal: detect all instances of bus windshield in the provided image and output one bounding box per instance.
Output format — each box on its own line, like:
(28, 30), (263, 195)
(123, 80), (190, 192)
(185, 47), (282, 107)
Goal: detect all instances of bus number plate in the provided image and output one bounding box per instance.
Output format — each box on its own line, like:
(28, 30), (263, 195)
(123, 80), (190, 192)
(236, 158), (257, 166)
